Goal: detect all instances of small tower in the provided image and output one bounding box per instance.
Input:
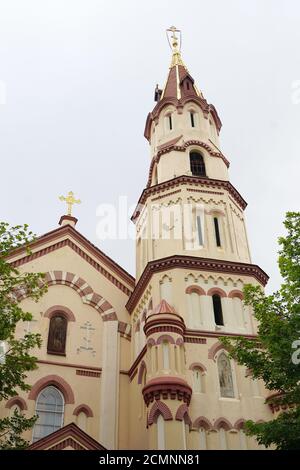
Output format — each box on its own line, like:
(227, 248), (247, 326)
(142, 300), (192, 449)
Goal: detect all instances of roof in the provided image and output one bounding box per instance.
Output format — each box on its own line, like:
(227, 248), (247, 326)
(27, 422), (106, 450)
(7, 222), (135, 295)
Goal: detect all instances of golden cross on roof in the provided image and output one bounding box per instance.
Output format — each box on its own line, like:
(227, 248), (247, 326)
(167, 25), (181, 52)
(59, 191), (81, 216)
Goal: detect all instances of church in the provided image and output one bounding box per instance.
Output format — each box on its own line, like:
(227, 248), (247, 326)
(1, 27), (274, 450)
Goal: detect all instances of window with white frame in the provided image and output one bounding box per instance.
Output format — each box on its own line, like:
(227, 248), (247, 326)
(32, 386), (64, 442)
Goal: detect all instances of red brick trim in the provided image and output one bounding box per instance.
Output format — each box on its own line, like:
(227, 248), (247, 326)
(73, 404), (94, 418)
(213, 417), (232, 430)
(37, 359), (101, 372)
(234, 419), (246, 430)
(185, 329), (256, 340)
(131, 176), (247, 223)
(44, 305), (76, 322)
(148, 400), (173, 425)
(76, 370), (101, 378)
(138, 360), (147, 385)
(142, 377), (192, 406)
(27, 422), (105, 450)
(207, 287), (227, 298)
(41, 271), (119, 323)
(228, 289), (244, 300)
(185, 285), (206, 295)
(208, 341), (230, 360)
(147, 338), (156, 347)
(193, 416), (213, 430)
(184, 337), (207, 344)
(156, 334), (175, 345)
(176, 337), (184, 346)
(59, 215), (78, 226)
(128, 346), (147, 381)
(144, 316), (185, 339)
(8, 226), (134, 295)
(126, 255), (268, 313)
(189, 362), (207, 372)
(28, 375), (75, 404)
(175, 404), (192, 426)
(5, 396), (27, 411)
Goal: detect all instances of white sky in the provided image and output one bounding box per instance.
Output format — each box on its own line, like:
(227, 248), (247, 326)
(0, 1), (299, 293)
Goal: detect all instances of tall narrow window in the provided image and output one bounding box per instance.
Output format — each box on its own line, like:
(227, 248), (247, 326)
(213, 217), (221, 247)
(157, 414), (165, 450)
(190, 152), (206, 177)
(193, 368), (202, 393)
(190, 111), (195, 127)
(219, 427), (227, 449)
(162, 341), (170, 370)
(217, 353), (234, 398)
(168, 114), (172, 130)
(213, 294), (224, 326)
(32, 386), (64, 442)
(47, 314), (67, 355)
(199, 427), (207, 450)
(196, 215), (203, 245)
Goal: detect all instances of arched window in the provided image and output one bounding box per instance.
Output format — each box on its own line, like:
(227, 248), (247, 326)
(77, 411), (87, 432)
(157, 414), (165, 450)
(162, 341), (170, 370)
(212, 294), (224, 326)
(192, 367), (203, 393)
(219, 427), (227, 449)
(32, 386), (64, 442)
(217, 353), (234, 398)
(213, 217), (222, 247)
(190, 152), (206, 177)
(190, 111), (195, 128)
(47, 313), (67, 355)
(199, 427), (207, 450)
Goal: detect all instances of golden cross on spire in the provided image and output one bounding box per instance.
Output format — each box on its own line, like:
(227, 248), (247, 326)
(166, 26), (185, 69)
(59, 191), (81, 216)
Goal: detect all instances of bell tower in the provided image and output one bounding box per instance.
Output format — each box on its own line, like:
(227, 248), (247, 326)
(128, 27), (270, 450)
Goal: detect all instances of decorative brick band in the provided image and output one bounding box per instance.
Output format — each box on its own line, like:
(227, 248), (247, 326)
(193, 416), (213, 430)
(228, 289), (244, 300)
(213, 417), (233, 431)
(184, 337), (207, 344)
(189, 362), (207, 372)
(207, 287), (227, 298)
(175, 403), (192, 426)
(28, 375), (75, 404)
(76, 369), (101, 378)
(142, 377), (192, 406)
(148, 400), (173, 425)
(44, 305), (76, 322)
(73, 404), (94, 418)
(5, 396), (28, 411)
(132, 175), (247, 223)
(126, 254), (268, 313)
(185, 285), (206, 295)
(144, 315), (185, 338)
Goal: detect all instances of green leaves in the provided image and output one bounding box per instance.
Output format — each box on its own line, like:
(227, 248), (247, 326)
(220, 212), (300, 449)
(0, 222), (47, 448)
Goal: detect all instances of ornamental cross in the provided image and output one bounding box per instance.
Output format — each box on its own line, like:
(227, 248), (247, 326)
(59, 191), (81, 216)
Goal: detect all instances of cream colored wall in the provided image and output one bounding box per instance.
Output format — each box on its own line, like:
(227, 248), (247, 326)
(149, 103), (221, 158)
(1, 236), (132, 449)
(135, 183), (251, 279)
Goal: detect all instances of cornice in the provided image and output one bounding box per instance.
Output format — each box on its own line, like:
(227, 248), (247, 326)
(126, 255), (269, 313)
(132, 175), (247, 222)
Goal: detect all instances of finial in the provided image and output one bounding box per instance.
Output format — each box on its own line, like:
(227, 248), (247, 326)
(166, 26), (186, 69)
(59, 191), (81, 216)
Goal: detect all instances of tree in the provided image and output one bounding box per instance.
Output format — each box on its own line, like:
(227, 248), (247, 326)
(0, 223), (47, 449)
(221, 212), (300, 449)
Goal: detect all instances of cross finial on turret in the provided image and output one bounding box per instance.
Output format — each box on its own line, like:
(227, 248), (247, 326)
(59, 191), (81, 216)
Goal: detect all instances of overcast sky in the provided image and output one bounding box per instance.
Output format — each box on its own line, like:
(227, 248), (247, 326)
(0, 1), (299, 293)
